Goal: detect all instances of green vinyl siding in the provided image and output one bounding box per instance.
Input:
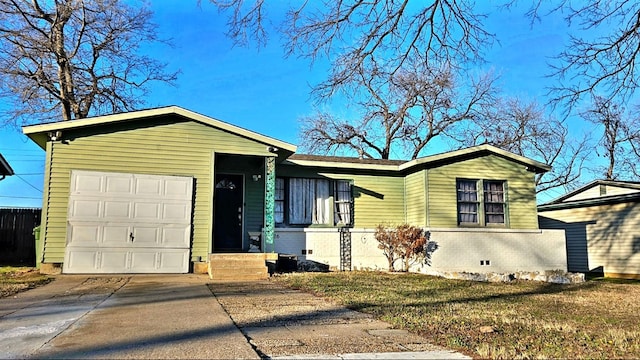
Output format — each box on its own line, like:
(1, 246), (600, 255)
(350, 174), (405, 226)
(426, 155), (539, 229)
(41, 117), (275, 263)
(405, 170), (426, 226)
(276, 165), (405, 227)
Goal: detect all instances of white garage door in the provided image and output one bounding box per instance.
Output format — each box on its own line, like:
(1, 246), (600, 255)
(63, 170), (193, 274)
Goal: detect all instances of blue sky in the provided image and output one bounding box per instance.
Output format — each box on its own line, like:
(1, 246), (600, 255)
(0, 2), (581, 207)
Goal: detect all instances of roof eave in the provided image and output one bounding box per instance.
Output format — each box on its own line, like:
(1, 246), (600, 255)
(282, 158), (400, 171)
(399, 144), (551, 173)
(22, 106), (297, 153)
(538, 192), (640, 211)
(0, 154), (14, 176)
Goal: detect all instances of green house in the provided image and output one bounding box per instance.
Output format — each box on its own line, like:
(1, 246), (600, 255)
(23, 106), (567, 276)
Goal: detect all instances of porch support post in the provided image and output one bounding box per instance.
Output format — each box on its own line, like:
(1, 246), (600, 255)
(263, 156), (276, 252)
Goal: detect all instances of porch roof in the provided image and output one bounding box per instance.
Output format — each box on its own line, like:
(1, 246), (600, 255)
(285, 144), (551, 174)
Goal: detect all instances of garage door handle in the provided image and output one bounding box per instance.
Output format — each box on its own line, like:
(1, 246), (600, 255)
(129, 232), (134, 242)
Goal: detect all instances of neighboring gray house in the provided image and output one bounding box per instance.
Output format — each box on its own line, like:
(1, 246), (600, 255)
(0, 153), (14, 181)
(539, 180), (640, 279)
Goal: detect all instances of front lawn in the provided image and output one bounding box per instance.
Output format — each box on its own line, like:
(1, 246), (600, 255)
(273, 271), (639, 359)
(0, 267), (52, 298)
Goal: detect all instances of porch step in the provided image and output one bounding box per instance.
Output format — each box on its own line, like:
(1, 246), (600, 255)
(208, 253), (272, 281)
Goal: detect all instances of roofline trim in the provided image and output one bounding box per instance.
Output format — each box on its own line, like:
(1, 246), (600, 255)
(543, 179), (640, 205)
(538, 192), (640, 211)
(0, 153), (15, 176)
(282, 158), (400, 171)
(22, 106), (297, 152)
(283, 144), (551, 173)
(399, 144), (550, 173)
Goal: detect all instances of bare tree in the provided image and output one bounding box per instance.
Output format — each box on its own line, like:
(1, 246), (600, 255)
(0, 0), (177, 125)
(299, 58), (497, 159)
(524, 1), (640, 109)
(212, 0), (495, 99)
(461, 98), (588, 193)
(579, 96), (640, 180)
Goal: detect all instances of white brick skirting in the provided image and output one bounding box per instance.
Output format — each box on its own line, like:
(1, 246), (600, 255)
(271, 227), (567, 274)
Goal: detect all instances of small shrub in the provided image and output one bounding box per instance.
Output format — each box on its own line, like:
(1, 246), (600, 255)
(375, 223), (428, 271)
(375, 224), (400, 272)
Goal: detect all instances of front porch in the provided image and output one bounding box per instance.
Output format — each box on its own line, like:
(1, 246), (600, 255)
(206, 252), (279, 281)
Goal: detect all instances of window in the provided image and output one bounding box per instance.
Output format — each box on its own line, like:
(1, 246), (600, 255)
(483, 180), (505, 224)
(275, 178), (285, 224)
(289, 178), (330, 224)
(456, 179), (506, 226)
(334, 180), (352, 225)
(276, 177), (352, 226)
(457, 180), (479, 224)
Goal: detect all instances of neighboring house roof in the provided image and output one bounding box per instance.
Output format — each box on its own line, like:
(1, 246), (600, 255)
(286, 144), (551, 174)
(0, 153), (14, 176)
(22, 106), (297, 153)
(539, 180), (640, 211)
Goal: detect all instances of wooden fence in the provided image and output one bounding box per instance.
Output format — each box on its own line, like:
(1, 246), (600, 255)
(0, 208), (41, 266)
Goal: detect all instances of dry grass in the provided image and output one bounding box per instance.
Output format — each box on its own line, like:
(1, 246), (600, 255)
(0, 267), (52, 298)
(272, 271), (640, 359)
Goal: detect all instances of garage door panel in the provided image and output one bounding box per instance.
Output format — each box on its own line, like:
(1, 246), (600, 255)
(157, 251), (190, 273)
(102, 226), (131, 246)
(70, 199), (101, 218)
(64, 249), (99, 273)
(163, 203), (191, 222)
(162, 227), (191, 247)
(71, 173), (103, 193)
(129, 250), (159, 272)
(105, 176), (133, 194)
(99, 249), (130, 272)
(68, 224), (100, 246)
(64, 171), (193, 274)
(103, 201), (131, 218)
(164, 179), (191, 197)
(133, 202), (161, 219)
(135, 178), (163, 197)
(132, 227), (159, 246)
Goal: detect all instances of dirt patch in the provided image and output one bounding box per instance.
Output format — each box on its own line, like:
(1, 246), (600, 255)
(0, 267), (52, 298)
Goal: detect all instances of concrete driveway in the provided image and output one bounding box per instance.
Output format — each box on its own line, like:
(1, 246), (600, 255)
(0, 275), (469, 359)
(0, 275), (258, 359)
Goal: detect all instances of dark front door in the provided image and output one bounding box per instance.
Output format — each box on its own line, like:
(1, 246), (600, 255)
(214, 174), (244, 251)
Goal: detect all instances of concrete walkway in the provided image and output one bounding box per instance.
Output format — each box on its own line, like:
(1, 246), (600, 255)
(0, 275), (469, 359)
(211, 280), (469, 359)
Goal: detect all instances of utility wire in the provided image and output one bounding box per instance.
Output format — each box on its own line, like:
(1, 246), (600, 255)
(0, 195), (42, 199)
(15, 175), (43, 193)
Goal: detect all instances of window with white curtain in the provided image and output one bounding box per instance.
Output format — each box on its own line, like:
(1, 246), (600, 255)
(289, 178), (331, 224)
(457, 179), (506, 226)
(276, 177), (353, 226)
(334, 180), (352, 225)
